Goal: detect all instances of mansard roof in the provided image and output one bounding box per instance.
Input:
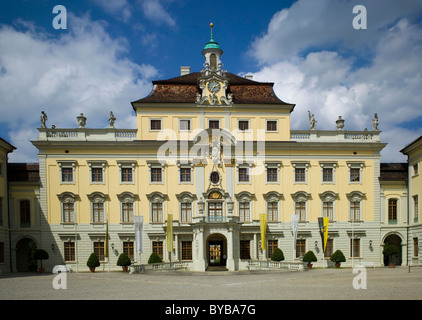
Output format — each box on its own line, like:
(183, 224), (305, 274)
(379, 163), (408, 182)
(131, 72), (294, 108)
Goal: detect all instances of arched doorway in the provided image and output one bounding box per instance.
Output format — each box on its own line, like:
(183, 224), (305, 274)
(383, 234), (402, 266)
(207, 234), (227, 269)
(16, 238), (37, 272)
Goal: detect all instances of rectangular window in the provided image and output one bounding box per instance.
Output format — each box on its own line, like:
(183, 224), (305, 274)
(414, 195), (419, 223)
(239, 202), (250, 222)
(121, 168), (133, 182)
(238, 120), (249, 131)
(208, 120), (219, 129)
(150, 119), (162, 131)
(350, 201), (360, 221)
(63, 203), (74, 223)
(240, 240), (251, 259)
(323, 201), (334, 221)
(180, 203), (192, 223)
(350, 239), (360, 258)
(151, 203), (163, 223)
(323, 168), (333, 182)
(295, 168), (306, 182)
(64, 242), (75, 262)
(267, 168), (278, 182)
(94, 241), (105, 262)
(122, 203), (134, 223)
(20, 200), (30, 228)
(238, 168), (249, 182)
(268, 240), (278, 258)
(151, 167), (162, 182)
(296, 239), (306, 258)
(91, 167), (103, 182)
(181, 241), (192, 260)
(208, 202), (223, 222)
(179, 119), (191, 131)
(388, 199), (398, 224)
(413, 163), (419, 176)
(62, 167), (73, 182)
(92, 203), (104, 223)
(296, 202), (306, 221)
(267, 202), (278, 222)
(266, 120), (277, 132)
(414, 238), (419, 257)
(350, 168), (360, 182)
(153, 241), (163, 260)
(180, 168), (191, 182)
(123, 241), (134, 259)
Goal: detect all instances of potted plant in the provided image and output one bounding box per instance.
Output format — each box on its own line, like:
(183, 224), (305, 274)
(33, 249), (49, 273)
(303, 250), (317, 269)
(86, 253), (100, 272)
(148, 252), (162, 264)
(271, 248), (285, 262)
(383, 243), (399, 268)
(117, 253), (132, 272)
(330, 250), (346, 268)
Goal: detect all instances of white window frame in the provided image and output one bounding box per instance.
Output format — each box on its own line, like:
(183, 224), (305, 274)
(320, 162), (337, 185)
(237, 119), (251, 132)
(88, 161), (106, 185)
(88, 192), (107, 224)
(178, 118), (192, 132)
(265, 162), (281, 184)
(208, 119), (220, 129)
(118, 161), (136, 185)
(58, 161), (76, 184)
(148, 162), (165, 185)
(117, 192), (136, 224)
(178, 163), (193, 184)
(237, 163), (252, 184)
(319, 191), (338, 222)
(149, 118), (163, 131)
(235, 191), (254, 223)
(292, 162), (309, 184)
(347, 191), (365, 221)
(58, 192), (78, 224)
(347, 162), (364, 185)
(265, 119), (279, 132)
(264, 191), (282, 223)
(292, 191), (311, 222)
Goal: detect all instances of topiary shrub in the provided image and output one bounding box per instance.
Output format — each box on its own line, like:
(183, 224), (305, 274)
(271, 248), (285, 261)
(148, 252), (162, 264)
(86, 253), (100, 271)
(330, 250), (346, 267)
(303, 250), (317, 264)
(117, 253), (132, 267)
(383, 243), (399, 266)
(33, 249), (49, 271)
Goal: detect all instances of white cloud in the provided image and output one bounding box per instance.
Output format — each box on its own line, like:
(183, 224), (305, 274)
(91, 0), (132, 22)
(0, 13), (157, 162)
(249, 1), (422, 162)
(138, 0), (176, 27)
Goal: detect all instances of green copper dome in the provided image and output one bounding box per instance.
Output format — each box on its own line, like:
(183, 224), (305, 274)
(203, 22), (222, 51)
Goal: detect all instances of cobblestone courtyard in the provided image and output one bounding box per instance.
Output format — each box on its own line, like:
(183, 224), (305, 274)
(1, 266), (421, 301)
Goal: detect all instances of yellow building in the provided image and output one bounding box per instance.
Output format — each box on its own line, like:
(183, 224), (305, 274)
(401, 135), (422, 266)
(27, 25), (395, 272)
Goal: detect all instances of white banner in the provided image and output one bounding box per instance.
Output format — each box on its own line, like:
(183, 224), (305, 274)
(290, 214), (299, 244)
(134, 216), (143, 254)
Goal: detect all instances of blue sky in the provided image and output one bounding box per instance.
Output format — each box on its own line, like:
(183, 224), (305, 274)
(1, 0), (422, 163)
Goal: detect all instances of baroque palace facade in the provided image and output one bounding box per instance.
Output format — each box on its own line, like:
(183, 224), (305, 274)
(1, 26), (421, 272)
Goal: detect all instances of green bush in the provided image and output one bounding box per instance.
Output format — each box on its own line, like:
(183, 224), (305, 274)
(33, 249), (49, 269)
(117, 253), (132, 267)
(382, 243), (399, 264)
(148, 252), (162, 264)
(86, 253), (100, 268)
(303, 250), (317, 263)
(271, 248), (285, 261)
(330, 250), (346, 263)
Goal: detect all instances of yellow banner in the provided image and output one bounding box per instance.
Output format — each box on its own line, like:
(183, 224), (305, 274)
(260, 214), (267, 251)
(167, 214), (173, 253)
(318, 217), (329, 253)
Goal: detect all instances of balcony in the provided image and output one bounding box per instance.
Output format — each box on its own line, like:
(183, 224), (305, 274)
(290, 130), (381, 143)
(37, 128), (137, 141)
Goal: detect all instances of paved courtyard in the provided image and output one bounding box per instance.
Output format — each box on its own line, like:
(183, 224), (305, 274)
(1, 266), (421, 300)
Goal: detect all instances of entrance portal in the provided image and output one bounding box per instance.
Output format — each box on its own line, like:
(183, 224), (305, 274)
(383, 234), (402, 266)
(207, 234), (227, 269)
(16, 238), (37, 272)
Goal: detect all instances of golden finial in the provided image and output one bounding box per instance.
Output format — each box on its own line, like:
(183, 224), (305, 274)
(210, 22), (214, 28)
